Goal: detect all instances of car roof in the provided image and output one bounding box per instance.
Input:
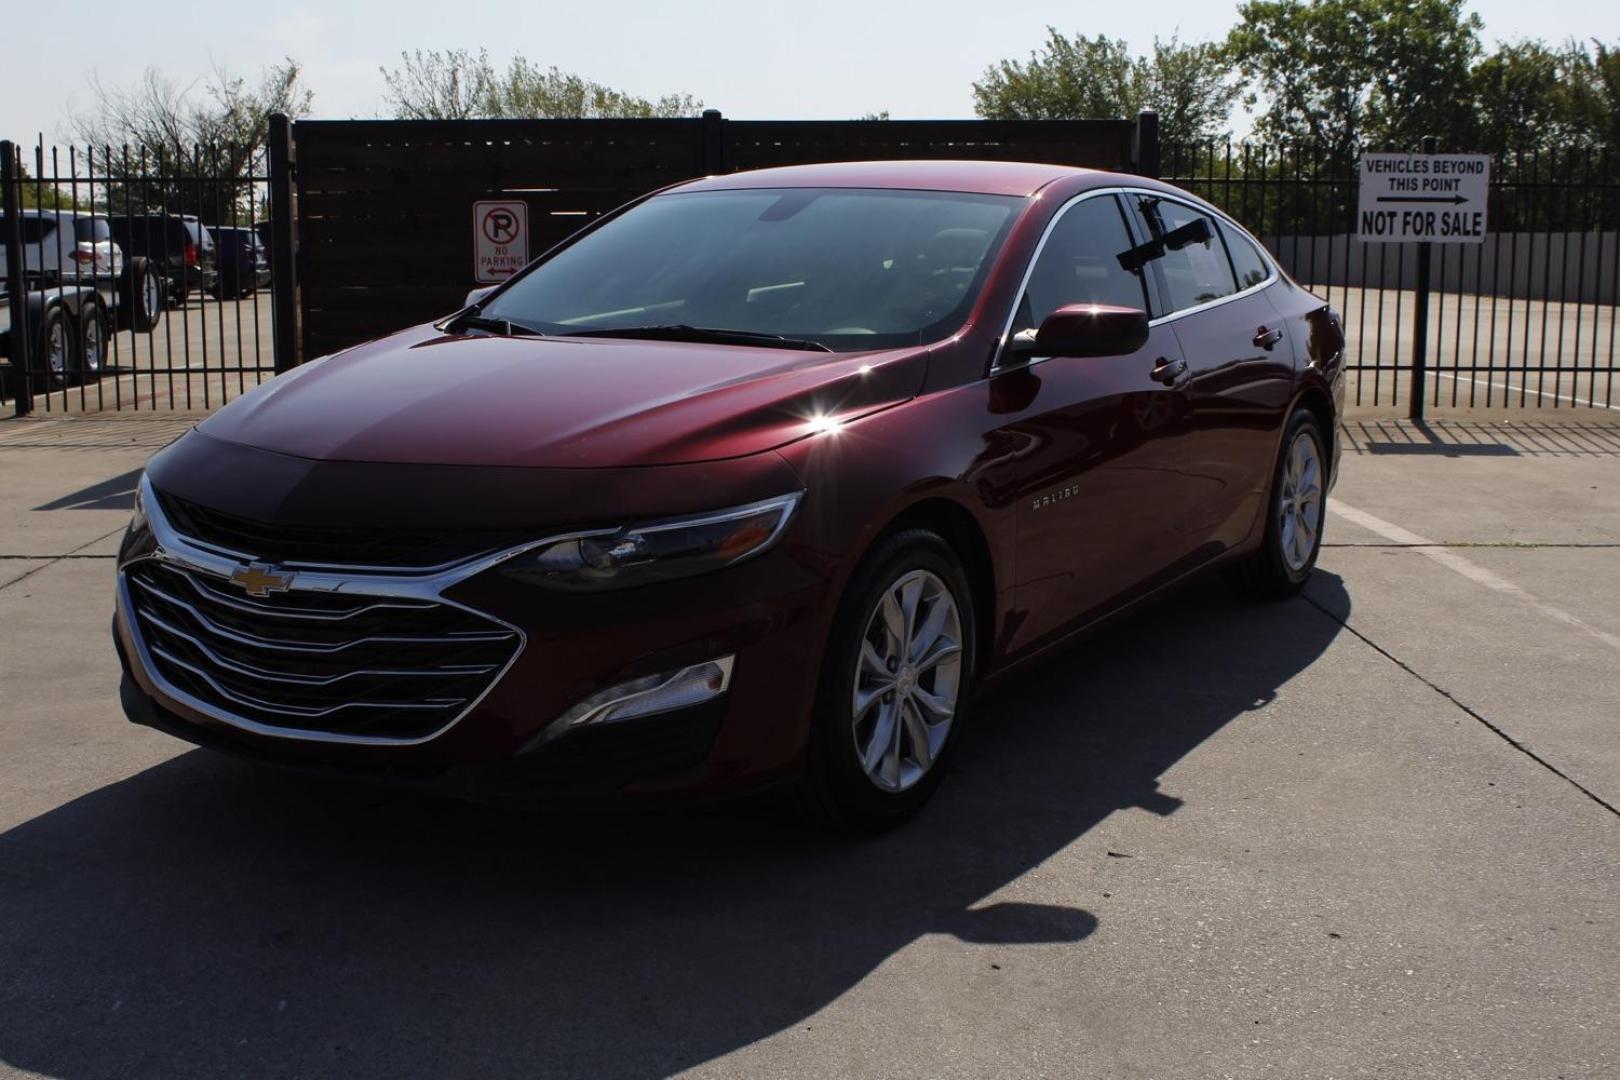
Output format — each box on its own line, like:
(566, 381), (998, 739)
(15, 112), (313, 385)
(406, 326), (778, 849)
(671, 159), (1109, 198)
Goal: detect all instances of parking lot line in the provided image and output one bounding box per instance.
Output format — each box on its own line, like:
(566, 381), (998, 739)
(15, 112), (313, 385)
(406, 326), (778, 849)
(1330, 499), (1620, 654)
(1436, 371), (1620, 411)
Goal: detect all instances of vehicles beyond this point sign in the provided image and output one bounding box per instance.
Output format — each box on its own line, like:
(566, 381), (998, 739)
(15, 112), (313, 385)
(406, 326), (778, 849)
(1357, 154), (1490, 244)
(473, 200), (529, 283)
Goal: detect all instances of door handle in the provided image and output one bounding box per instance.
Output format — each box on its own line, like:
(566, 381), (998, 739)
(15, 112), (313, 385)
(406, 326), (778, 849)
(1254, 325), (1285, 350)
(1150, 356), (1187, 385)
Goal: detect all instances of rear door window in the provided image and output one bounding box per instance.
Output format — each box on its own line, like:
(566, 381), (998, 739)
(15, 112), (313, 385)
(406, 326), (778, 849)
(5, 217), (57, 243)
(1132, 196), (1238, 313)
(1219, 220), (1272, 290)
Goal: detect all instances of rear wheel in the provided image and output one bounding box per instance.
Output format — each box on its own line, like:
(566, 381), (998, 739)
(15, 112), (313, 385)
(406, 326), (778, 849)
(77, 301), (110, 382)
(1224, 408), (1327, 599)
(798, 529), (976, 831)
(34, 306), (73, 390)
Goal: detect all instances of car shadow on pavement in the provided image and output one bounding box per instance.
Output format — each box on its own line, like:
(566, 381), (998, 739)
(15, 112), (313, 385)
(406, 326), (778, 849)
(0, 573), (1348, 1080)
(31, 468), (142, 512)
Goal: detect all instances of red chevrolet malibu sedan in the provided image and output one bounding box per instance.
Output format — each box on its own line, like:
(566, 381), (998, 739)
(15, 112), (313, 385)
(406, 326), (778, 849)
(114, 160), (1344, 828)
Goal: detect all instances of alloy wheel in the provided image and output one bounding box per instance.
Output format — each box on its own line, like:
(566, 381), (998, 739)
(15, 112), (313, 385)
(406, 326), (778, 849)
(851, 569), (964, 792)
(1278, 428), (1323, 572)
(143, 274), (161, 323)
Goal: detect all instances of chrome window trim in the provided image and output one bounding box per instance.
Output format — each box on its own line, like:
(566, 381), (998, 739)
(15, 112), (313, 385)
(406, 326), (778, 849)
(990, 186), (1280, 374)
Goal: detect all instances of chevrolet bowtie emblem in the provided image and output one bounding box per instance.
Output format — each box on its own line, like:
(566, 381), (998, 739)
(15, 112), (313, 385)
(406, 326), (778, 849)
(228, 562), (295, 598)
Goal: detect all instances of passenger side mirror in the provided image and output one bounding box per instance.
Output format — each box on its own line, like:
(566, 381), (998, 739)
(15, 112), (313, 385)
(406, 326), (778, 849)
(1006, 304), (1150, 362)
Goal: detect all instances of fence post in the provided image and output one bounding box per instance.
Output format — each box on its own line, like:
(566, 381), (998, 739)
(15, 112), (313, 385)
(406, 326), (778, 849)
(700, 109), (726, 176)
(1132, 111), (1160, 179)
(267, 113), (299, 374)
(1408, 134), (1437, 421)
(1, 140), (33, 417)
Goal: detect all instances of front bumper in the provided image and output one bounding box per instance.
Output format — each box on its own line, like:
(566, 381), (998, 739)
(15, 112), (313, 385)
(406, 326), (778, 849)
(114, 470), (836, 801)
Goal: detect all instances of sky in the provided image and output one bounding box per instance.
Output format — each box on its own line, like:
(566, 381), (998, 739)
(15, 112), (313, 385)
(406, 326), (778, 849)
(4, 0), (1614, 145)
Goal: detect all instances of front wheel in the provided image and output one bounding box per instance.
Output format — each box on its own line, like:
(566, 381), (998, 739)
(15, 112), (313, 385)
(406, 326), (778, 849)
(1224, 408), (1328, 599)
(798, 529), (976, 831)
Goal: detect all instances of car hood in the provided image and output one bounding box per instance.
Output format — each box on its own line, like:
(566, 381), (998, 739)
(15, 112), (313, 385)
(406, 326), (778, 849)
(199, 325), (928, 468)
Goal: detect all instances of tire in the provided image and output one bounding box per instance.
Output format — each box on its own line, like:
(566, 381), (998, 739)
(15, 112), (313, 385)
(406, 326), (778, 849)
(77, 300), (110, 383)
(1224, 408), (1328, 600)
(797, 528), (977, 831)
(119, 257), (163, 332)
(33, 306), (73, 390)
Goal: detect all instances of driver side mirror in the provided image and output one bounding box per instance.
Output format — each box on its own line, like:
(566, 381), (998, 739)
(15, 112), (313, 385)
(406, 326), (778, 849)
(1006, 304), (1151, 363)
(464, 285), (497, 308)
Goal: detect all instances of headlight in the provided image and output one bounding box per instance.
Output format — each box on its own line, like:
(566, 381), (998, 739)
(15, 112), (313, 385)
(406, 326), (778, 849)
(500, 492), (802, 591)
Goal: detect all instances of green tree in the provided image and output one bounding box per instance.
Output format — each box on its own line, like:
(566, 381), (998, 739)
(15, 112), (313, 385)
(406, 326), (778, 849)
(972, 30), (1238, 146)
(973, 32), (1144, 122)
(379, 50), (701, 119)
(1145, 38), (1245, 149)
(1226, 0), (1481, 158)
(1561, 40), (1620, 151)
(15, 164), (81, 210)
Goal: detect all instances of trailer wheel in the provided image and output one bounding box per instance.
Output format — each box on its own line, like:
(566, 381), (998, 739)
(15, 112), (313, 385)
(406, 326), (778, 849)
(78, 299), (110, 382)
(35, 306), (73, 389)
(119, 257), (163, 332)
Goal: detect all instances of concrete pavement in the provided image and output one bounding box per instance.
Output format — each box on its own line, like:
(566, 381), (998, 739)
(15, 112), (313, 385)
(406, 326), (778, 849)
(0, 414), (1615, 1079)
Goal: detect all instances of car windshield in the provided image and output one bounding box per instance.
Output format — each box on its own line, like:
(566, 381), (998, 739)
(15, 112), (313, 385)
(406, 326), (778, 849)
(482, 188), (1022, 352)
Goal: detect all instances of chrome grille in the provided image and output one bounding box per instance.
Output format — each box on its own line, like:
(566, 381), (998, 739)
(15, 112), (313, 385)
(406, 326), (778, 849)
(124, 559), (521, 741)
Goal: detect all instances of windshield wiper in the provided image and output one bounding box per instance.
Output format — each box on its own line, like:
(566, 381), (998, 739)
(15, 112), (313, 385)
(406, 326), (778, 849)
(440, 311), (545, 337)
(564, 324), (831, 352)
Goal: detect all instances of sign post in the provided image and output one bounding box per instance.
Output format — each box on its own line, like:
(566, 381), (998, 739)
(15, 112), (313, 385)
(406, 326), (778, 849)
(1357, 143), (1490, 420)
(472, 200), (529, 285)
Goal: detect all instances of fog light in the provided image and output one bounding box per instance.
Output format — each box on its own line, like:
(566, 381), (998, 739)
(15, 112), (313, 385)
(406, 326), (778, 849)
(555, 656), (734, 730)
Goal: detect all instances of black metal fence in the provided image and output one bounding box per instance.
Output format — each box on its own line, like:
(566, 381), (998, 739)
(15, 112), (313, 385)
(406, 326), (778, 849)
(1165, 139), (1620, 414)
(0, 136), (278, 415)
(5, 116), (1617, 418)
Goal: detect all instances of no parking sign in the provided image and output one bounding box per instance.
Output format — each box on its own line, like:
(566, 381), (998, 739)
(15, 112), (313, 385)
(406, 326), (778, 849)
(473, 200), (529, 283)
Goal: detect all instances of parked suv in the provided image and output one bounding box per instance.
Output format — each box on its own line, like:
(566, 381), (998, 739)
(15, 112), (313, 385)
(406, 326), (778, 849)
(106, 214), (217, 305)
(208, 226), (270, 298)
(1, 209), (165, 388)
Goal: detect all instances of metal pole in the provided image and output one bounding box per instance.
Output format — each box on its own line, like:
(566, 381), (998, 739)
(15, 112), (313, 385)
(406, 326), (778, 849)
(700, 109), (726, 176)
(1, 141), (33, 417)
(267, 113), (298, 373)
(1132, 110), (1160, 179)
(1409, 134), (1437, 421)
